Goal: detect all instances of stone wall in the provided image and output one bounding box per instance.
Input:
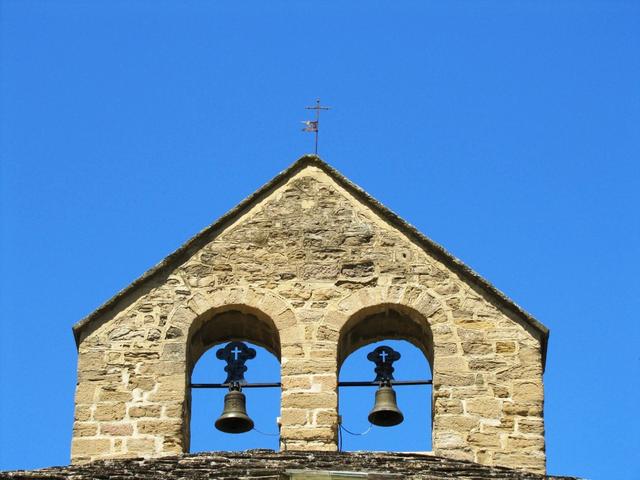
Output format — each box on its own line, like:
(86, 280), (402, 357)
(72, 160), (547, 473)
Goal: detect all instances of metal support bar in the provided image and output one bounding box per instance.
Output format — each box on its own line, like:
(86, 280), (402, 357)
(338, 380), (432, 387)
(190, 380), (431, 389)
(190, 382), (281, 389)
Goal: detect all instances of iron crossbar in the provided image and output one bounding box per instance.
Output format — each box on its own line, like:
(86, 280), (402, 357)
(189, 380), (431, 389)
(339, 380), (432, 387)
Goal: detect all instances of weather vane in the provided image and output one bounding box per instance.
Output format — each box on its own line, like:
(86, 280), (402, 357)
(302, 98), (331, 155)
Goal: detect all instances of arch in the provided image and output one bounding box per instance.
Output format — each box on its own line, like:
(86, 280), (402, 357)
(180, 287), (296, 374)
(337, 303), (435, 374)
(168, 288), (292, 452)
(321, 285), (443, 372)
(337, 339), (432, 452)
(187, 305), (281, 376)
(190, 341), (281, 452)
(183, 306), (282, 452)
(332, 288), (441, 452)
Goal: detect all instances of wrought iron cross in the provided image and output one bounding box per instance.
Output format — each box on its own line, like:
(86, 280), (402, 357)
(302, 98), (331, 155)
(367, 345), (401, 384)
(216, 341), (256, 386)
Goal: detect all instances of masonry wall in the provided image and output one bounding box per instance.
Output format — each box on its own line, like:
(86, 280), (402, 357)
(72, 165), (546, 473)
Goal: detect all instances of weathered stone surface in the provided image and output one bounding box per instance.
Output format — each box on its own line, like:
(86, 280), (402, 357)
(93, 404), (126, 422)
(2, 451), (577, 480)
(99, 423), (134, 436)
(69, 157), (548, 474)
(128, 405), (162, 418)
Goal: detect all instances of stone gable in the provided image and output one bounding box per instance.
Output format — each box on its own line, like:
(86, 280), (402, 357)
(71, 156), (548, 474)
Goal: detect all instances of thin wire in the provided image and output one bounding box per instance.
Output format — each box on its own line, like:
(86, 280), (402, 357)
(339, 423), (373, 436)
(251, 426), (279, 437)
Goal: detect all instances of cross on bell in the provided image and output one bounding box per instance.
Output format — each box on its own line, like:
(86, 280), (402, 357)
(216, 341), (256, 386)
(367, 345), (401, 383)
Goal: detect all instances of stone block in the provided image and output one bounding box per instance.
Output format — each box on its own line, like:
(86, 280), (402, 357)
(100, 423), (134, 436)
(434, 342), (459, 356)
(163, 403), (184, 418)
(94, 403), (126, 421)
(513, 382), (543, 402)
(517, 417), (545, 434)
(315, 325), (339, 341)
(282, 359), (334, 376)
(493, 452), (545, 474)
(282, 375), (313, 391)
(465, 398), (501, 418)
(495, 341), (516, 354)
(434, 373), (475, 387)
(480, 417), (514, 434)
(282, 392), (337, 410)
(126, 437), (156, 453)
(506, 434), (545, 450)
(128, 376), (156, 391)
(436, 415), (479, 431)
(281, 408), (308, 426)
(434, 446), (475, 463)
(161, 343), (185, 361)
(73, 422), (98, 437)
(128, 405), (162, 418)
(277, 309), (297, 329)
(162, 436), (183, 453)
(139, 361), (185, 376)
(309, 348), (335, 359)
(314, 409), (338, 426)
(468, 358), (510, 372)
(72, 438), (112, 456)
(503, 401), (543, 417)
(74, 405), (93, 422)
(311, 374), (336, 392)
(435, 356), (469, 373)
(98, 388), (132, 402)
(281, 344), (304, 358)
(518, 346), (541, 364)
(78, 351), (106, 369)
(491, 385), (511, 398)
(461, 342), (492, 355)
(258, 292), (289, 316)
(467, 432), (501, 448)
(433, 431), (465, 448)
(453, 318), (494, 330)
(435, 399), (463, 415)
(281, 426), (335, 441)
(75, 384), (97, 404)
(148, 376), (187, 402)
(280, 326), (305, 345)
(137, 420), (182, 435)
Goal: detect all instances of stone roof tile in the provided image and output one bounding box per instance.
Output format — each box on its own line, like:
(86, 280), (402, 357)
(2, 450), (579, 480)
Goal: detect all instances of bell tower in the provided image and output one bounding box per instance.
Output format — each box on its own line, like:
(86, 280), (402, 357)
(71, 155), (548, 473)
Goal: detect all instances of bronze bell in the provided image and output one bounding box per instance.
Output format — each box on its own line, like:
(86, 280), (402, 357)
(368, 384), (404, 427)
(215, 388), (254, 434)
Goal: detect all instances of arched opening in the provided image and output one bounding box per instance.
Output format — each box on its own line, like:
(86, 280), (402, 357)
(337, 305), (433, 452)
(187, 306), (281, 452)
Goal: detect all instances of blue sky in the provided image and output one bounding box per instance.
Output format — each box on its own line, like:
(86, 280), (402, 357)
(1, 1), (639, 478)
